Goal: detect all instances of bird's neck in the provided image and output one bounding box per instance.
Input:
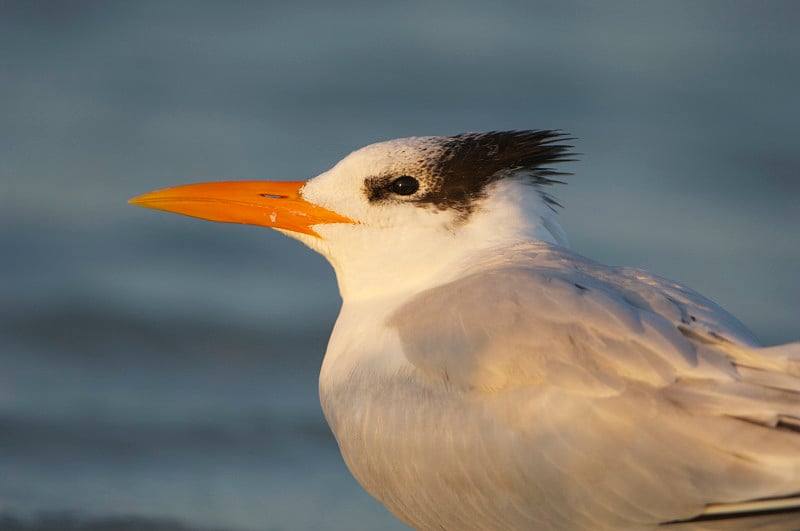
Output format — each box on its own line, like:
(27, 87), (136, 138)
(312, 180), (567, 302)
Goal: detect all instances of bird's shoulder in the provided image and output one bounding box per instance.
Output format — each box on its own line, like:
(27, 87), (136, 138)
(388, 242), (757, 394)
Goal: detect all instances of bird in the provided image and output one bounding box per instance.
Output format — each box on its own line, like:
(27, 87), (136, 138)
(129, 130), (800, 530)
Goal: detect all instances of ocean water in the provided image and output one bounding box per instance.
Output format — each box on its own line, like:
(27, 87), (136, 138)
(1, 2), (798, 530)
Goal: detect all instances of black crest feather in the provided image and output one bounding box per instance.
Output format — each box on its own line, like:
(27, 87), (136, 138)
(365, 130), (575, 216)
(422, 130), (574, 212)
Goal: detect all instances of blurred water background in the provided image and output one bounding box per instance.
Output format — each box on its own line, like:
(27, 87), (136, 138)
(1, 1), (798, 530)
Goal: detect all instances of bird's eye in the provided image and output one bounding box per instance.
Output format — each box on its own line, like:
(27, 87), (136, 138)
(390, 176), (419, 196)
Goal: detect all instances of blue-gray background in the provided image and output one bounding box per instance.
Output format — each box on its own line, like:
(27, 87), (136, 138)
(1, 2), (798, 530)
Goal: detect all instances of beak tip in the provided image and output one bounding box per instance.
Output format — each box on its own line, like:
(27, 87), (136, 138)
(128, 194), (155, 208)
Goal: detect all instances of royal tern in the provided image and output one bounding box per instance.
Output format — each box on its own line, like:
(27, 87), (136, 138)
(130, 131), (800, 530)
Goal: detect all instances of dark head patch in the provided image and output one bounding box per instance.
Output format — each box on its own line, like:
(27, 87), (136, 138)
(364, 130), (574, 217)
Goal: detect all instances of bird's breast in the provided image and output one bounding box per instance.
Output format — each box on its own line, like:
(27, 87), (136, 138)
(318, 302), (553, 530)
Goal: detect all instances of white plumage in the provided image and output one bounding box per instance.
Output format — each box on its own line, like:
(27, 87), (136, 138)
(131, 131), (800, 530)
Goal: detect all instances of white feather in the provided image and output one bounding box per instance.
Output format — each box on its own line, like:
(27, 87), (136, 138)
(283, 134), (800, 530)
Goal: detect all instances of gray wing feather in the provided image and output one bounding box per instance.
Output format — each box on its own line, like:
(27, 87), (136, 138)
(388, 242), (800, 529)
(391, 243), (751, 394)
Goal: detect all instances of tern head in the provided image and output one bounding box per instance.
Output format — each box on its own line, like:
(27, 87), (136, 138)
(130, 131), (573, 299)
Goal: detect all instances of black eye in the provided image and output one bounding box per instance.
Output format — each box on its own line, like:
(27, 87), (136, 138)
(390, 175), (419, 196)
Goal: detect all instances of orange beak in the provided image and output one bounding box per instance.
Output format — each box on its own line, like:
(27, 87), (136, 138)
(128, 181), (354, 237)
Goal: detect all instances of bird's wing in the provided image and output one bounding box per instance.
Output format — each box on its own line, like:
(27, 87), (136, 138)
(388, 242), (800, 529)
(662, 494), (800, 530)
(390, 242), (765, 394)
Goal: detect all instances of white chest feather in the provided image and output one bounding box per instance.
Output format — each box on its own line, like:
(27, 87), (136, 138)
(319, 299), (588, 531)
